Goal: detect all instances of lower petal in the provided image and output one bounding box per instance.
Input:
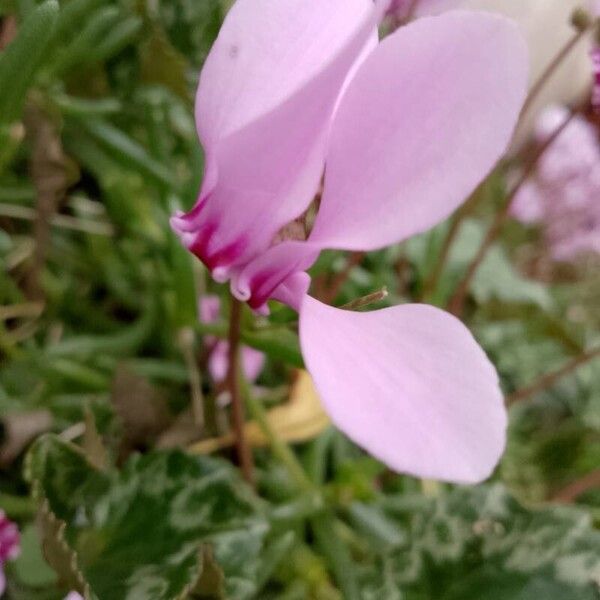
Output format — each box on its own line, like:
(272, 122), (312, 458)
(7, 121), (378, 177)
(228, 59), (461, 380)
(299, 297), (506, 483)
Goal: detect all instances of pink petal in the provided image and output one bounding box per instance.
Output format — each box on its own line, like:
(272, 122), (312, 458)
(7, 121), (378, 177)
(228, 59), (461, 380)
(208, 340), (229, 383)
(309, 11), (528, 251)
(173, 0), (382, 279)
(299, 297), (506, 483)
(198, 295), (221, 324)
(241, 346), (265, 382)
(196, 0), (375, 147)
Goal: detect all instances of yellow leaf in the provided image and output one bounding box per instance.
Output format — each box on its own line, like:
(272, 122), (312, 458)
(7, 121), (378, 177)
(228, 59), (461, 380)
(189, 371), (330, 454)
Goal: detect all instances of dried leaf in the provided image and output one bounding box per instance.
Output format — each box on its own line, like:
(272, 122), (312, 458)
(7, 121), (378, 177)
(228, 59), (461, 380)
(0, 410), (53, 467)
(111, 365), (171, 458)
(189, 371), (330, 454)
(82, 405), (108, 471)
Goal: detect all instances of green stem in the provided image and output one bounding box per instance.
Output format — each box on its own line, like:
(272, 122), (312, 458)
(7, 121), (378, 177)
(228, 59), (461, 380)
(239, 316), (359, 598)
(242, 381), (314, 492)
(243, 399), (362, 598)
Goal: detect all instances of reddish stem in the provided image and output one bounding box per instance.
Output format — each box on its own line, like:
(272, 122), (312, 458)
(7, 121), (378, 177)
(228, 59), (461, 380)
(506, 347), (600, 405)
(552, 469), (600, 503)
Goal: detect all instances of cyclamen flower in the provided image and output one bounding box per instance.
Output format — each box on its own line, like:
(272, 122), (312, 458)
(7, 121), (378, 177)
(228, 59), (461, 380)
(0, 511), (20, 596)
(172, 0), (528, 482)
(64, 594), (83, 600)
(199, 295), (264, 383)
(512, 106), (600, 260)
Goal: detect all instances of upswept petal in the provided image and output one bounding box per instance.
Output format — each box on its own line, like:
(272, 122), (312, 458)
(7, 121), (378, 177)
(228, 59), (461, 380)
(299, 297), (506, 483)
(172, 0), (382, 277)
(196, 0), (375, 147)
(309, 11), (528, 251)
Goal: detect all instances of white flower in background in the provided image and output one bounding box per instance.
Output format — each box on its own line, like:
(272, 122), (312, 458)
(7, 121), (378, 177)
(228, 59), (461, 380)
(462, 0), (592, 142)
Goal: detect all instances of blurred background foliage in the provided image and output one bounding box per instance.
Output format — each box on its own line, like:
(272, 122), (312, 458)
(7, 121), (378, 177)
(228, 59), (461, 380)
(0, 0), (599, 598)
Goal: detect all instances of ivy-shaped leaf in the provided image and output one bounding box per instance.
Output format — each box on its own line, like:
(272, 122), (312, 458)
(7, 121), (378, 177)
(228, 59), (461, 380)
(361, 485), (600, 600)
(25, 435), (271, 599)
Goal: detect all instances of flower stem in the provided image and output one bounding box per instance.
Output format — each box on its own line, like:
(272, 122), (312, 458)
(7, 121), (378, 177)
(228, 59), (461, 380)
(177, 327), (204, 428)
(506, 346), (600, 405)
(552, 469), (600, 503)
(227, 296), (254, 484)
(447, 104), (581, 317)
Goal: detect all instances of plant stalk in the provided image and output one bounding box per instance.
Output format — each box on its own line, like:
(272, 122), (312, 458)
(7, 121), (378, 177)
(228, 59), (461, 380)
(506, 347), (600, 405)
(227, 297), (254, 484)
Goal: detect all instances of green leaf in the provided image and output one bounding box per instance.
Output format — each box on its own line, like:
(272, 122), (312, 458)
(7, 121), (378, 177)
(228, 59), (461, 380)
(501, 391), (600, 503)
(0, 0), (59, 124)
(362, 485), (600, 599)
(48, 5), (121, 74)
(441, 568), (599, 600)
(87, 16), (143, 63)
(406, 220), (552, 309)
(75, 117), (178, 189)
(11, 524), (58, 589)
(25, 435), (272, 600)
(241, 328), (304, 369)
(157, 0), (223, 68)
(140, 22), (190, 102)
(53, 0), (104, 40)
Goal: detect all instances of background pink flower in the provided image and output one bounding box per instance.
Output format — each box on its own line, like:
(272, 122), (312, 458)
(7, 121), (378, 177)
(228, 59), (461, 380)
(512, 106), (600, 260)
(0, 511), (20, 596)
